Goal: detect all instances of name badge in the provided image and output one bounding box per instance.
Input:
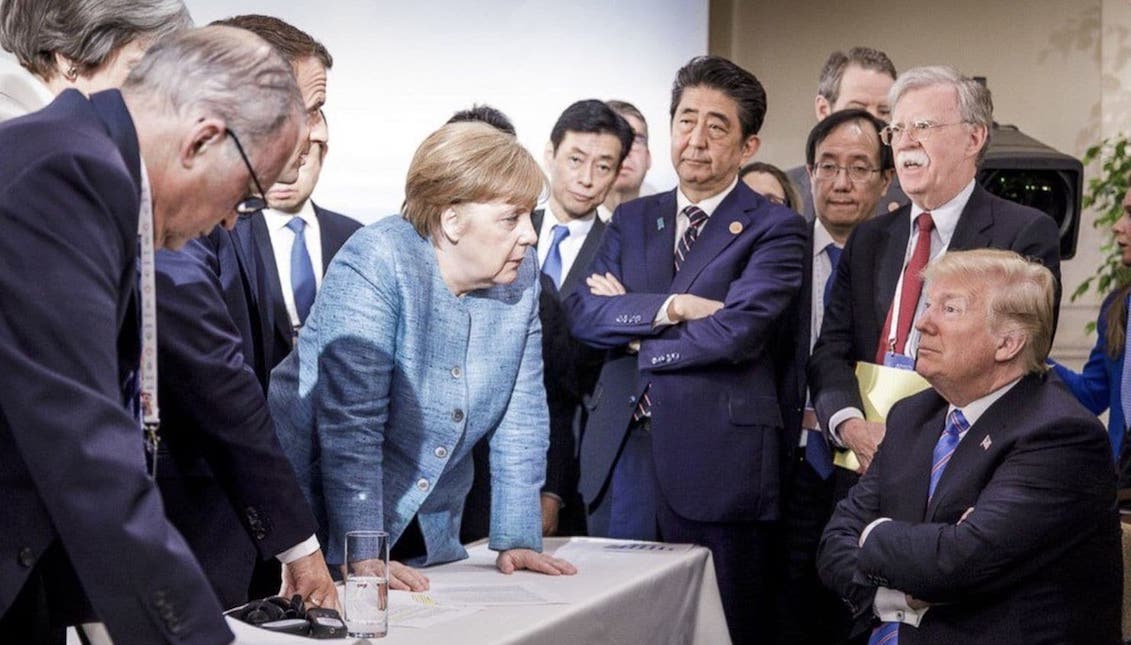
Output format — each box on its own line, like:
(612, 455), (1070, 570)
(882, 352), (916, 371)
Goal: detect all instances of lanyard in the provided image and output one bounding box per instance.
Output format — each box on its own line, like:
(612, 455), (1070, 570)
(137, 165), (160, 478)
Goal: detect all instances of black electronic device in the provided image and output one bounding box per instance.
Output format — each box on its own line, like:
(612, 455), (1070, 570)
(977, 123), (1083, 260)
(226, 594), (347, 639)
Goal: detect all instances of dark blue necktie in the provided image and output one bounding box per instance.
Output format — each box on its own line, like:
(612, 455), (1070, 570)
(541, 224), (570, 289)
(823, 243), (843, 309)
(286, 217), (316, 325)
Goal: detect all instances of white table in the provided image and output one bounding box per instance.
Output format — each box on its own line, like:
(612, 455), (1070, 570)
(229, 537), (730, 644)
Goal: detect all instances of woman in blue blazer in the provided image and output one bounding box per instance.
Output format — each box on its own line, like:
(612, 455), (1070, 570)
(269, 122), (576, 589)
(1052, 200), (1131, 459)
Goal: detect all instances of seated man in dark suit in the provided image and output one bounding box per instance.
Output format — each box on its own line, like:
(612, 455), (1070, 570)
(0, 26), (304, 644)
(155, 14), (350, 609)
(818, 249), (1121, 645)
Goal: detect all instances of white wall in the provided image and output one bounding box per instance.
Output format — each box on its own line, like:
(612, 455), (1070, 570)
(181, 0), (709, 222)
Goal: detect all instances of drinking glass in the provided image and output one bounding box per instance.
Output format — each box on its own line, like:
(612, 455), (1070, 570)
(344, 530), (389, 639)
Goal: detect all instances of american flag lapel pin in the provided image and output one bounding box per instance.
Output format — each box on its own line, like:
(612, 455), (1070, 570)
(657, 217), (665, 231)
(980, 435), (992, 450)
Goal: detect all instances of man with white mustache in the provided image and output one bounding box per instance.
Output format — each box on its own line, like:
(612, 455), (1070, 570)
(807, 65), (1061, 485)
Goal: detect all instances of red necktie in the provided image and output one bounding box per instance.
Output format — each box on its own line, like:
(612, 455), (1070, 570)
(875, 212), (934, 362)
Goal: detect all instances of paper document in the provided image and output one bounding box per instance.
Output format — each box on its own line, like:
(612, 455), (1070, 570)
(387, 592), (480, 629)
(421, 582), (566, 606)
(835, 362), (931, 471)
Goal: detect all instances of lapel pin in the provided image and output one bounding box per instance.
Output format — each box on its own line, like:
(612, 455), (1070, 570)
(656, 217), (665, 231)
(729, 221), (743, 235)
(980, 435), (992, 450)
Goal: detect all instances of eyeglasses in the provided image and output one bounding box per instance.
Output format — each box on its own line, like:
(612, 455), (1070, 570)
(632, 132), (648, 148)
(879, 120), (967, 146)
(226, 128), (268, 214)
(811, 161), (882, 183)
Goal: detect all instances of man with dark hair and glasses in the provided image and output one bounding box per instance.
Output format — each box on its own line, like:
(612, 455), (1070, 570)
(776, 108), (893, 645)
(806, 69), (1061, 638)
(151, 14), (351, 611)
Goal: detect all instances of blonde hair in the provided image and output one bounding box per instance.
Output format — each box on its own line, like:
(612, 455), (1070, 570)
(921, 249), (1054, 374)
(403, 122), (545, 239)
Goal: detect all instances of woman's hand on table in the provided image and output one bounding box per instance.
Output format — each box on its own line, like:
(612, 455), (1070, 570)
(496, 549), (577, 576)
(389, 560), (430, 591)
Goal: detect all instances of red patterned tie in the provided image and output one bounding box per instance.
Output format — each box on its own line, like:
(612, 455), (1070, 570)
(634, 205), (710, 421)
(875, 212), (934, 362)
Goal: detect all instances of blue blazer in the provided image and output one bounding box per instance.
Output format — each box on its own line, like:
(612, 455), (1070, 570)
(269, 216), (548, 566)
(1052, 290), (1125, 457)
(0, 90), (229, 643)
(564, 182), (806, 522)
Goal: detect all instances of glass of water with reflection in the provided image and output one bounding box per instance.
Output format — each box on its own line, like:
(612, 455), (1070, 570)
(344, 530), (389, 638)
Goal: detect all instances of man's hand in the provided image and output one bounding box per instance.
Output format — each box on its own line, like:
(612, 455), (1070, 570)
(388, 561), (430, 591)
(281, 549), (341, 612)
(496, 549), (577, 576)
(587, 272), (627, 296)
(666, 293), (724, 323)
(540, 494), (561, 536)
(838, 418), (886, 473)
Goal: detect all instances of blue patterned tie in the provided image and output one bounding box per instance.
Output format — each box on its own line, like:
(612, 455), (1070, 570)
(674, 205), (709, 272)
(930, 409), (968, 500)
(1121, 296), (1131, 429)
(869, 621), (899, 645)
(286, 217), (316, 325)
(804, 244), (843, 479)
(540, 224), (570, 289)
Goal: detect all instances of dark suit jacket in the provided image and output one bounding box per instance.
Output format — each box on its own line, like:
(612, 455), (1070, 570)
(532, 209), (608, 500)
(250, 204), (361, 371)
(151, 202), (356, 605)
(808, 184), (1062, 433)
(778, 220), (817, 464)
(564, 182), (807, 522)
(817, 373), (1121, 644)
(0, 90), (230, 643)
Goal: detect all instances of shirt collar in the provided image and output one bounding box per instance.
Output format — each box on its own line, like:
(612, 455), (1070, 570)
(265, 200), (316, 232)
(948, 376), (1022, 429)
(676, 176), (739, 218)
(542, 203), (596, 239)
(909, 178), (976, 242)
(812, 218), (839, 259)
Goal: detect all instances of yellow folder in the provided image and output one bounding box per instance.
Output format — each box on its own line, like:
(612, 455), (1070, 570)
(833, 362), (931, 471)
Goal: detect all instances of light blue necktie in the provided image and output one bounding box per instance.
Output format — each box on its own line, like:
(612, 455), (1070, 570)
(541, 224), (570, 289)
(286, 217), (316, 325)
(1121, 299), (1131, 428)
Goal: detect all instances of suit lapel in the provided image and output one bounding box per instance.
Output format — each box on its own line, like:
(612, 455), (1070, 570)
(315, 204), (335, 272)
(560, 217), (605, 298)
(925, 374), (1040, 520)
(645, 190), (678, 293)
(906, 399), (949, 521)
(670, 185), (751, 294)
(875, 210), (911, 328)
(250, 212), (294, 349)
(948, 184), (994, 252)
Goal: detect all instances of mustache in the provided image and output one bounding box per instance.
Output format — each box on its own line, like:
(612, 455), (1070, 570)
(896, 150), (929, 167)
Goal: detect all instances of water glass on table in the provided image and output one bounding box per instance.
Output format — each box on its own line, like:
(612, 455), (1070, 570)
(344, 530), (390, 639)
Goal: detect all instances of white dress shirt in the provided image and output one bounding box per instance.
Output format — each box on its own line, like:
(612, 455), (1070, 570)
(536, 204), (596, 284)
(264, 202), (324, 330)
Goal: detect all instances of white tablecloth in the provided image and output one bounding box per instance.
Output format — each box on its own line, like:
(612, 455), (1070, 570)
(229, 537), (730, 644)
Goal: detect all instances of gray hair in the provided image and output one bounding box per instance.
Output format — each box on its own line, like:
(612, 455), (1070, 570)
(889, 65), (994, 161)
(121, 25), (303, 156)
(0, 0), (192, 78)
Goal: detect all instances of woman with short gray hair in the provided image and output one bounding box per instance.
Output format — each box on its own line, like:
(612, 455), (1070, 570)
(0, 0), (190, 119)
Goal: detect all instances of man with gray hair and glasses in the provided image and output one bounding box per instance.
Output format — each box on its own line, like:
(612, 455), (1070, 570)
(0, 26), (304, 644)
(807, 66), (1061, 521)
